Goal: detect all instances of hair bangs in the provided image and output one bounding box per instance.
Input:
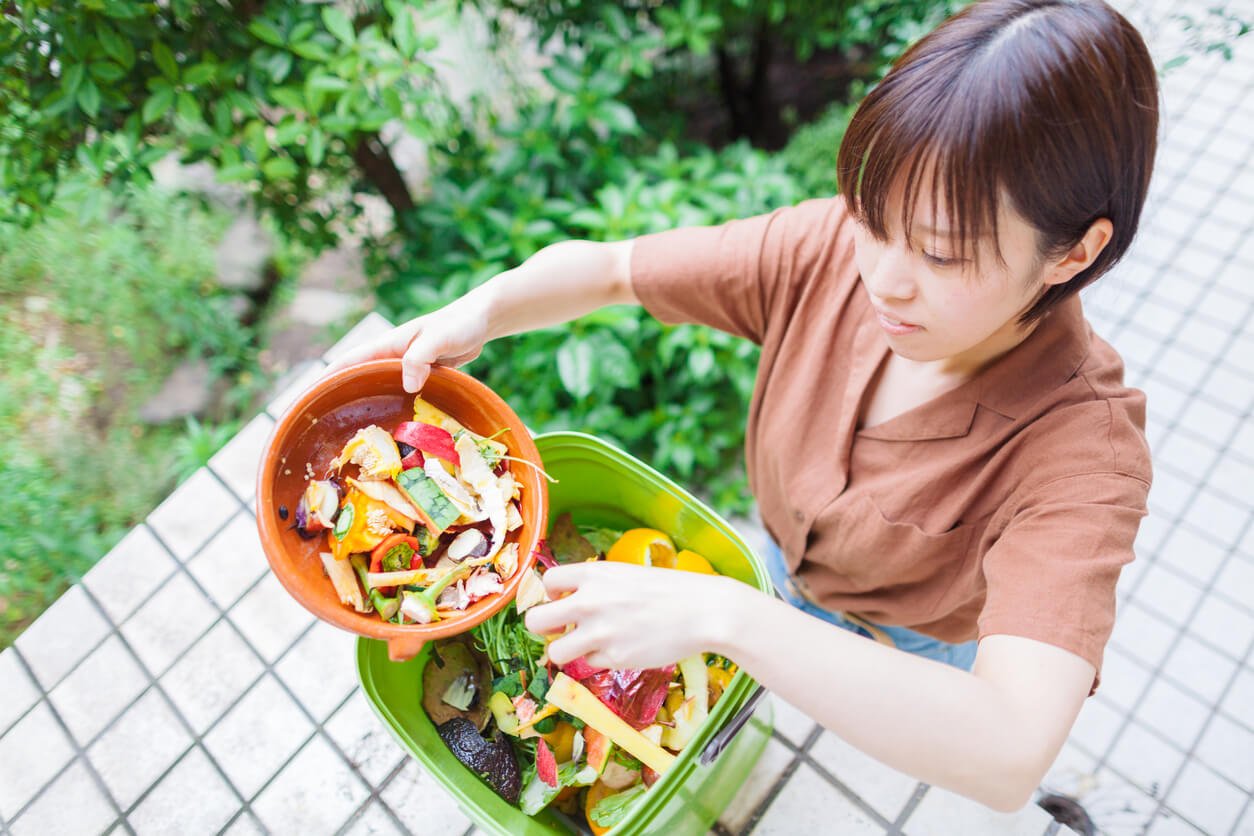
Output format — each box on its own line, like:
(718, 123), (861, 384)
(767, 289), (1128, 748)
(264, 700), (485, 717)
(838, 61), (1011, 269)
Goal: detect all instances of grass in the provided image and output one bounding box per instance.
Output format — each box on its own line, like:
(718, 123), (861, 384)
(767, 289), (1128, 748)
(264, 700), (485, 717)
(0, 179), (261, 647)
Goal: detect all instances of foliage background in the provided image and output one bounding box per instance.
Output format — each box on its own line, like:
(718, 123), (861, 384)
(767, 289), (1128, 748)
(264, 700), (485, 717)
(1, 0), (1248, 645)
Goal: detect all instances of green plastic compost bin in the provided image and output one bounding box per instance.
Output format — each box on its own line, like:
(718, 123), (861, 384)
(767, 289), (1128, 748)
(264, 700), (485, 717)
(357, 431), (775, 835)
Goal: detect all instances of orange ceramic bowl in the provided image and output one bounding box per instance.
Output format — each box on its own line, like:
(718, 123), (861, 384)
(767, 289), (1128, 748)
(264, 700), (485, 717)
(255, 360), (548, 661)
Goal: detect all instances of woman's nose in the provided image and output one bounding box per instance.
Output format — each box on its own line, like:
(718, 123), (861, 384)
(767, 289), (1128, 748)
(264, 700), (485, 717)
(864, 244), (917, 302)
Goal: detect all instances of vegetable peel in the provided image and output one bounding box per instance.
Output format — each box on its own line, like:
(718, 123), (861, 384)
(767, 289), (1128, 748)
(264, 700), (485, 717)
(543, 673), (676, 775)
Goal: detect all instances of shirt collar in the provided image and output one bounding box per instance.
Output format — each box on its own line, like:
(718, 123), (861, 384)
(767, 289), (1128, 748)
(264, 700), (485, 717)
(856, 295), (1091, 442)
(971, 295), (1091, 420)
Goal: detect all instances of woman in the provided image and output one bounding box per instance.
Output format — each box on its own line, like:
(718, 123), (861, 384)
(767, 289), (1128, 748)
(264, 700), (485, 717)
(334, 0), (1155, 811)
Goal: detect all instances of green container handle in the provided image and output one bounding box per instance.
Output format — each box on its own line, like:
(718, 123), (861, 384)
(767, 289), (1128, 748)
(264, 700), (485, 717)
(699, 684), (768, 766)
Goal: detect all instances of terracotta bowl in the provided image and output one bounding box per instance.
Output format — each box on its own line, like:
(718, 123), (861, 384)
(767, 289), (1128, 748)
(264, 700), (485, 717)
(255, 360), (548, 661)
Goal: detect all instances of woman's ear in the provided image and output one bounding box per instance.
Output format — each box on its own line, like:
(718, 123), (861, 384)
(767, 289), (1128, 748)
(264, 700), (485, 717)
(1044, 218), (1114, 287)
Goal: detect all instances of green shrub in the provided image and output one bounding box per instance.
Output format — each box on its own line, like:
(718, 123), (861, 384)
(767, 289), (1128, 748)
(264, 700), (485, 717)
(0, 181), (254, 646)
(778, 100), (857, 198)
(467, 0), (965, 147)
(1, 0), (454, 244)
(373, 47), (802, 513)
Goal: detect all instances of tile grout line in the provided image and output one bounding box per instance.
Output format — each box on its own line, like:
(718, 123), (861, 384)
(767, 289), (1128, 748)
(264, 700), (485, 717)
(1126, 560), (1254, 658)
(0, 497), (251, 744)
(1113, 233), (1254, 627)
(1067, 66), (1254, 830)
(12, 480), (282, 754)
(765, 722), (901, 833)
(1106, 217), (1254, 395)
(137, 509), (415, 836)
(1056, 732), (1217, 834)
(795, 749), (897, 830)
(1121, 55), (1253, 240)
(4, 347), (398, 836)
(1117, 312), (1254, 609)
(759, 720), (912, 832)
(1099, 452), (1253, 817)
(1102, 73), (1254, 348)
(1146, 459), (1253, 532)
(74, 579), (268, 834)
(6, 506), (275, 790)
(189, 467), (416, 834)
(1114, 302), (1254, 386)
(5, 647), (134, 835)
(1096, 491), (1254, 830)
(1138, 515), (1254, 832)
(211, 687), (360, 836)
(1229, 782), (1254, 836)
(1109, 596), (1254, 700)
(886, 782), (930, 835)
(332, 756), (415, 836)
(1164, 422), (1254, 473)
(735, 724), (821, 835)
(12, 500), (308, 835)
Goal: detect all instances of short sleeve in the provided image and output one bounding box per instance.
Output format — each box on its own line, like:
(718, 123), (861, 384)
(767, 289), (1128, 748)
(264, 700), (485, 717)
(630, 197), (850, 345)
(977, 471), (1149, 694)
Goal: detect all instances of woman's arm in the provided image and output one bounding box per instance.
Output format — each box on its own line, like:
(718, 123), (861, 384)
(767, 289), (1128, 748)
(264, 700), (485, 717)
(478, 239), (639, 339)
(526, 562), (1093, 812)
(326, 239), (637, 389)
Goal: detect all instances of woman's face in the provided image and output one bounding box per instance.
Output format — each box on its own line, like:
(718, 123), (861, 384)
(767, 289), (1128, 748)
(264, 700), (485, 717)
(849, 188), (1051, 373)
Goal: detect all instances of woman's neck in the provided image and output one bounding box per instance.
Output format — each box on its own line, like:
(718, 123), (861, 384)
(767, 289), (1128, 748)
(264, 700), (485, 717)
(932, 314), (1041, 381)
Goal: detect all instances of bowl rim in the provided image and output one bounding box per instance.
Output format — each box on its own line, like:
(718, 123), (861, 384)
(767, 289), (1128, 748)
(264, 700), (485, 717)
(254, 358), (548, 642)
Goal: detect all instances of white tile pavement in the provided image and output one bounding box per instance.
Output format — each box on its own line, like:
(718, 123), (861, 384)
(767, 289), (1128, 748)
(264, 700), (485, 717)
(3, 3), (1254, 834)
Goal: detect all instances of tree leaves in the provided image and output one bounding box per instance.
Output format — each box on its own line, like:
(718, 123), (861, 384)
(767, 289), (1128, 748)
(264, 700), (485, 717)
(175, 91), (200, 124)
(248, 19), (286, 48)
(261, 155), (298, 181)
(322, 7), (356, 45)
(306, 127), (326, 165)
(77, 80), (102, 117)
(141, 84), (174, 123)
(555, 331), (639, 400)
(96, 24), (135, 68)
(393, 8), (419, 58)
(152, 40), (178, 82)
(557, 335), (596, 399)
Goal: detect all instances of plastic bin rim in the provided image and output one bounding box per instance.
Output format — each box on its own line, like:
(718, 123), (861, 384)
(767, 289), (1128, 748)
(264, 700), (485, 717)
(356, 430), (774, 834)
(533, 430), (773, 596)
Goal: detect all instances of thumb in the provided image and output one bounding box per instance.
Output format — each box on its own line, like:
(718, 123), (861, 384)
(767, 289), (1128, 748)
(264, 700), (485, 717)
(401, 328), (444, 393)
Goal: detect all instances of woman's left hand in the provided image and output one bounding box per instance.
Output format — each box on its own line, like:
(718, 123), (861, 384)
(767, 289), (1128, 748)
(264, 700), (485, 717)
(523, 561), (747, 670)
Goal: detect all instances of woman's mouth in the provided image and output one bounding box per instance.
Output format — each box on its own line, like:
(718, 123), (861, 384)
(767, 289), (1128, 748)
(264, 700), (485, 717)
(875, 309), (922, 335)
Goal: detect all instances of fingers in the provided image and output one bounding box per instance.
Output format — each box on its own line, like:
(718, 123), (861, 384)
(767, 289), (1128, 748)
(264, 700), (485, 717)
(401, 338), (433, 393)
(539, 564), (588, 598)
(402, 322), (466, 392)
(546, 627), (603, 668)
(324, 319), (420, 376)
(524, 595), (578, 636)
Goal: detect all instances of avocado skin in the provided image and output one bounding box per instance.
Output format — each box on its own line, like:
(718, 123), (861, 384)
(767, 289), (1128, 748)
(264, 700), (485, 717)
(437, 717), (522, 804)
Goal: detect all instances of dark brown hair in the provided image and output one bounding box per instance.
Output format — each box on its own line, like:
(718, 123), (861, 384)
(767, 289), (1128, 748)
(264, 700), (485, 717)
(836, 0), (1159, 324)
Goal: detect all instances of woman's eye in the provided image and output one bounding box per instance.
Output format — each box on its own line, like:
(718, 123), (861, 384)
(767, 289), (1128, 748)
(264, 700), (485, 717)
(923, 251), (961, 268)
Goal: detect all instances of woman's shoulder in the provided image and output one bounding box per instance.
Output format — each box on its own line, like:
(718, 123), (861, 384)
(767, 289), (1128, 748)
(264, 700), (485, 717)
(1001, 321), (1152, 500)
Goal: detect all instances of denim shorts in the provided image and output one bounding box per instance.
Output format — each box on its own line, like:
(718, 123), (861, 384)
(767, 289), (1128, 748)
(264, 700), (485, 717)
(764, 541), (978, 671)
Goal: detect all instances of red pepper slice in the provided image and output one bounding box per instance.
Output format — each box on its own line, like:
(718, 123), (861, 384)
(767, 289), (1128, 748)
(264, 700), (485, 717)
(369, 532), (421, 574)
(393, 422), (461, 467)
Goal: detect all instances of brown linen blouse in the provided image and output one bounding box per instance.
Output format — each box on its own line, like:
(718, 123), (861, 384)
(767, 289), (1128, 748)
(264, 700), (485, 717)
(630, 197), (1151, 690)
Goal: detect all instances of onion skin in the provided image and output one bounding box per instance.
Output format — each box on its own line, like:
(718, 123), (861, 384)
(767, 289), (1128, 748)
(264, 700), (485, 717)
(296, 479), (341, 536)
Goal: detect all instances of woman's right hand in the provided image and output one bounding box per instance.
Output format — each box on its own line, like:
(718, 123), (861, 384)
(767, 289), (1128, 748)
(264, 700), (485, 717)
(323, 239), (636, 391)
(324, 300), (491, 393)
